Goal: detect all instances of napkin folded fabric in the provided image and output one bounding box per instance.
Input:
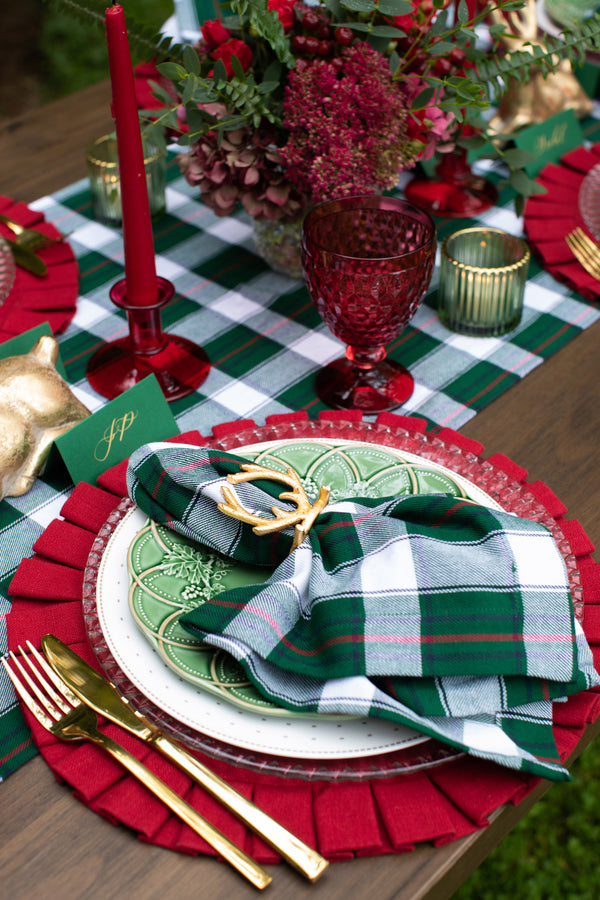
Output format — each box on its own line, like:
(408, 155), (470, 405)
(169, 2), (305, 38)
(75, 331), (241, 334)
(127, 442), (600, 782)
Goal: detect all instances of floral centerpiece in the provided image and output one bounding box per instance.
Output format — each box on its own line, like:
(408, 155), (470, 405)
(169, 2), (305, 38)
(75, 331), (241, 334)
(46, 0), (600, 274)
(135, 0), (599, 273)
(167, 1), (464, 224)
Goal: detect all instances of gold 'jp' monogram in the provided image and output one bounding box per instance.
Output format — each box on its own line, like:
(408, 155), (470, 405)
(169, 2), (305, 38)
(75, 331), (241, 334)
(94, 411), (138, 462)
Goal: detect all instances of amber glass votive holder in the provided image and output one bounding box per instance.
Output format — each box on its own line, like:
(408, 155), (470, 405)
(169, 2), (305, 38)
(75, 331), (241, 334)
(86, 135), (166, 226)
(438, 227), (530, 337)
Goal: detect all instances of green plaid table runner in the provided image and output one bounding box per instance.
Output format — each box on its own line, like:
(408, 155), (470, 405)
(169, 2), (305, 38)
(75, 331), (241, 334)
(127, 442), (600, 782)
(3, 121), (600, 779)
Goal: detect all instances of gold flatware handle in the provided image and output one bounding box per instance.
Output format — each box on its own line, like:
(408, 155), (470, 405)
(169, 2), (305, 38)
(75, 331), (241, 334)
(153, 733), (329, 882)
(42, 634), (328, 881)
(566, 228), (600, 282)
(84, 725), (272, 890)
(6, 239), (47, 276)
(42, 634), (328, 882)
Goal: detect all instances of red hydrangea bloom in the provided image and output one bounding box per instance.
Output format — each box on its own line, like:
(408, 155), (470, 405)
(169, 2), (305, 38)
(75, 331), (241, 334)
(178, 103), (308, 221)
(211, 39), (253, 77)
(280, 44), (411, 204)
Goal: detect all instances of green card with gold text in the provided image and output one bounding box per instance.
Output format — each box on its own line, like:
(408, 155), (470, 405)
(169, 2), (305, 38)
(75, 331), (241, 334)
(513, 109), (584, 177)
(54, 375), (179, 485)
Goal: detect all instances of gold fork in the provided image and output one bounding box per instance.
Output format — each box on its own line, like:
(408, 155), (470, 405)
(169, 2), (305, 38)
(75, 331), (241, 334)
(2, 643), (272, 890)
(565, 227), (600, 281)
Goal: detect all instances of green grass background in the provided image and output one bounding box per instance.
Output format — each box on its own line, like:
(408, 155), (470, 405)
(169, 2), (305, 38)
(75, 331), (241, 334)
(35, 2), (600, 896)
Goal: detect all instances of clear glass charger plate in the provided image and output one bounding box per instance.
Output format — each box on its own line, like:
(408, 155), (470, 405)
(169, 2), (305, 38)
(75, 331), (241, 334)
(83, 420), (582, 780)
(579, 162), (600, 242)
(0, 236), (16, 304)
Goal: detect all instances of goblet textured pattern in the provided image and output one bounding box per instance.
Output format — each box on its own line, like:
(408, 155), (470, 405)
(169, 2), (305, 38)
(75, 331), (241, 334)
(302, 196), (436, 411)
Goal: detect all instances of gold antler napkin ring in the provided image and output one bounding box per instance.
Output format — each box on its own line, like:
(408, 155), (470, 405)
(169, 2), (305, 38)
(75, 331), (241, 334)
(218, 463), (331, 552)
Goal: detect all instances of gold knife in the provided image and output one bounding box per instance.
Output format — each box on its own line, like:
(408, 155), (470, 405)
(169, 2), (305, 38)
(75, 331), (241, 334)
(42, 634), (329, 883)
(5, 238), (47, 276)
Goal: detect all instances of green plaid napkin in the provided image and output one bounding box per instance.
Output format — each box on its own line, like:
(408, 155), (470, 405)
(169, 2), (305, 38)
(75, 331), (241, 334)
(127, 442), (600, 781)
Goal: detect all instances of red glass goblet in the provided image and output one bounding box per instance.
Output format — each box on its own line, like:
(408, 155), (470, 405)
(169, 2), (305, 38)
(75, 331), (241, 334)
(301, 196), (436, 412)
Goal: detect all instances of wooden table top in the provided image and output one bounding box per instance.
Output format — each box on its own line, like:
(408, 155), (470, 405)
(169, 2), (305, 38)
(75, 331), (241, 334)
(1, 81), (600, 900)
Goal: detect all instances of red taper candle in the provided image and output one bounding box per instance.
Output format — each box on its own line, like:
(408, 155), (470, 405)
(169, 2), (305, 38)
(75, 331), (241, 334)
(105, 2), (158, 306)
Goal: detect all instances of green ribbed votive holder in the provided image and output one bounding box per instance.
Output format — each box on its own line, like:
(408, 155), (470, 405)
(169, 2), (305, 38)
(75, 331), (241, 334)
(438, 227), (530, 337)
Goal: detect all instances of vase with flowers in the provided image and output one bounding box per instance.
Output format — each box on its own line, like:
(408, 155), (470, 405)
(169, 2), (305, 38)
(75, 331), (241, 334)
(47, 0), (600, 274)
(131, 0), (600, 275)
(155, 0), (462, 275)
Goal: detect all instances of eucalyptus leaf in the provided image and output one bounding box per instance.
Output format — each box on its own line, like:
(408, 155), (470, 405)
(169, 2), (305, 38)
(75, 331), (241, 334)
(263, 60), (282, 83)
(456, 0), (470, 24)
(502, 147), (537, 167)
(190, 89), (219, 104)
(324, 0), (343, 17)
(182, 77), (196, 105)
(429, 40), (456, 56)
(212, 57), (228, 84)
(376, 0), (414, 14)
(185, 107), (213, 136)
(514, 194), (525, 218)
(340, 0), (377, 11)
(509, 168), (540, 196)
(458, 134), (488, 150)
(428, 11), (449, 34)
(157, 62), (185, 83)
(489, 22), (511, 39)
(368, 24), (408, 37)
(148, 81), (180, 107)
(257, 80), (280, 94)
(411, 86), (437, 108)
(183, 43), (201, 76)
(231, 53), (246, 80)
(348, 21), (405, 36)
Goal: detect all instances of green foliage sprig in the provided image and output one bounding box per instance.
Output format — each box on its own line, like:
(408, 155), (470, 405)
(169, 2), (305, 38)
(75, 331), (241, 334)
(477, 16), (600, 102)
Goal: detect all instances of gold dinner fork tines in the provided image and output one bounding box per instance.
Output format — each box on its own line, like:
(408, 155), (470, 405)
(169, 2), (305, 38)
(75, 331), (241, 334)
(2, 643), (272, 890)
(565, 227), (600, 281)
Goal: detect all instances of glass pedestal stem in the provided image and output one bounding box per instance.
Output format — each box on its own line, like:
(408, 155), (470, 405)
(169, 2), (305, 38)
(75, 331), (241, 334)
(86, 277), (210, 402)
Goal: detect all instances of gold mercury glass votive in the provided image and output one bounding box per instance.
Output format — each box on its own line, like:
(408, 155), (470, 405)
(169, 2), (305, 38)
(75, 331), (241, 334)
(437, 227), (531, 337)
(86, 134), (166, 226)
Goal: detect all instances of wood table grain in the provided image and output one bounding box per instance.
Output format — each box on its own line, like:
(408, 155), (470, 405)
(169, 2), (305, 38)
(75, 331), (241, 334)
(1, 82), (600, 900)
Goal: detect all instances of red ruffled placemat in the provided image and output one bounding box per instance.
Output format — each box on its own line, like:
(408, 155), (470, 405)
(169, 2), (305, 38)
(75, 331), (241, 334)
(523, 144), (600, 302)
(7, 410), (600, 863)
(0, 195), (79, 341)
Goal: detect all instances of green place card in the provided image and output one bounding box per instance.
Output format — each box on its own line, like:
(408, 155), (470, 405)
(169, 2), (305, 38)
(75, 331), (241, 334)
(0, 322), (67, 376)
(54, 375), (179, 485)
(513, 109), (584, 177)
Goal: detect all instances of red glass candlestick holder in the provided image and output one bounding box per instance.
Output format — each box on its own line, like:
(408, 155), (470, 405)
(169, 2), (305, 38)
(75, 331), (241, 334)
(404, 146), (498, 219)
(86, 277), (210, 402)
